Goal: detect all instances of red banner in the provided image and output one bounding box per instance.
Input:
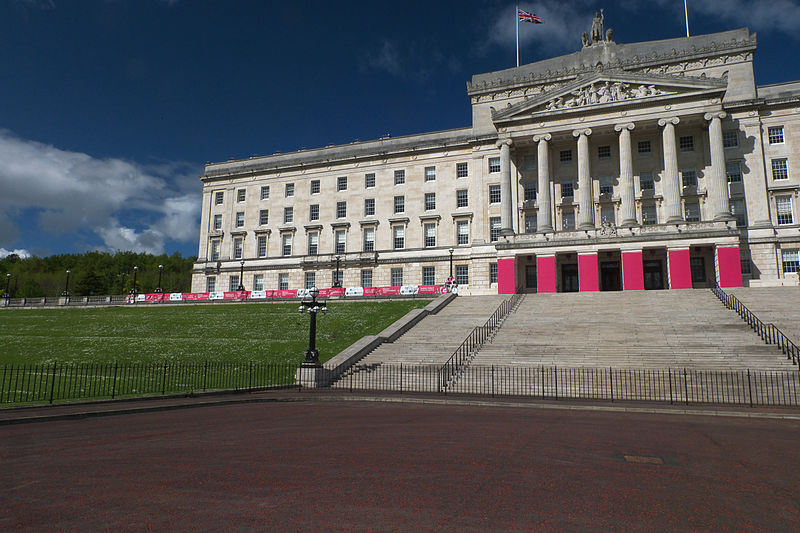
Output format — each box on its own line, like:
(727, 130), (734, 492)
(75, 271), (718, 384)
(377, 286), (401, 295)
(224, 291), (250, 299)
(363, 287), (378, 296)
(417, 285), (443, 294)
(274, 289), (298, 298)
(182, 292), (209, 301)
(144, 293), (169, 301)
(318, 287), (346, 297)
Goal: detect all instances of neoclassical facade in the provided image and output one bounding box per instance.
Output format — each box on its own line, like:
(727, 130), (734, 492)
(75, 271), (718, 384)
(193, 27), (800, 295)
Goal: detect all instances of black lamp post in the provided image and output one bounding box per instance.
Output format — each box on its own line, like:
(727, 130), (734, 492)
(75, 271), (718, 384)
(448, 247), (454, 279)
(62, 269), (71, 299)
(155, 264), (164, 293)
(4, 273), (10, 305)
(334, 255), (341, 287)
(238, 260), (245, 291)
(131, 266), (138, 302)
(299, 287), (328, 366)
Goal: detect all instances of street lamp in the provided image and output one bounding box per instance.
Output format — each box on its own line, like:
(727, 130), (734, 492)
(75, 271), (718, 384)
(237, 260), (245, 291)
(448, 247), (454, 279)
(298, 287), (328, 366)
(62, 269), (71, 299)
(131, 266), (138, 302)
(4, 273), (10, 306)
(334, 255), (341, 287)
(155, 264), (164, 293)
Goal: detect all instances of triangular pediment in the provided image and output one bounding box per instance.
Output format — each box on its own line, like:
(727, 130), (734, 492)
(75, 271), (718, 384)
(492, 69), (727, 122)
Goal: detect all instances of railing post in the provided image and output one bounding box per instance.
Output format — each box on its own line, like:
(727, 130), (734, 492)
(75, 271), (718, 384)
(249, 361), (253, 392)
(669, 368), (674, 405)
(49, 361), (57, 404)
(683, 368), (688, 405)
(747, 369), (753, 408)
(203, 361), (208, 392)
(111, 362), (118, 399)
(609, 367), (613, 402)
(161, 360), (167, 395)
(491, 365), (495, 397)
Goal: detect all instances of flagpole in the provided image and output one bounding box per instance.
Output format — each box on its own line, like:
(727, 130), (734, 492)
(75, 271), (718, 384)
(684, 0), (690, 37)
(515, 4), (519, 67)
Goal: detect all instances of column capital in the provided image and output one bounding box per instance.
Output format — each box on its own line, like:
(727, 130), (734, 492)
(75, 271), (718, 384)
(495, 139), (513, 148)
(658, 116), (680, 127)
(533, 133), (551, 142)
(704, 111), (727, 122)
(614, 122), (635, 132)
(572, 128), (592, 138)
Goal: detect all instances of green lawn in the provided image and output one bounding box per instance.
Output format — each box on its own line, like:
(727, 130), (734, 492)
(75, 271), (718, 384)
(0, 299), (431, 366)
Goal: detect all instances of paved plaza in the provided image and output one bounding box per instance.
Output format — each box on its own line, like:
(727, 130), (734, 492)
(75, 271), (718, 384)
(2, 394), (799, 531)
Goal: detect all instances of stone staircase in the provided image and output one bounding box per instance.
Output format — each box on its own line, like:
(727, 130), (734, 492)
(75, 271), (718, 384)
(728, 287), (800, 344)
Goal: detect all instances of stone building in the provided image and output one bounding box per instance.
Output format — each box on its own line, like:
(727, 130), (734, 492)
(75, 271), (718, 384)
(192, 27), (800, 295)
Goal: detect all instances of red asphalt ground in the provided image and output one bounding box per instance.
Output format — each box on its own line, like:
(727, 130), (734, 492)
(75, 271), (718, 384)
(2, 395), (800, 532)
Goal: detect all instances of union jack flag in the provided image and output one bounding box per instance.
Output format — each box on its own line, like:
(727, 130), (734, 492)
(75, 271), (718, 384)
(518, 9), (543, 24)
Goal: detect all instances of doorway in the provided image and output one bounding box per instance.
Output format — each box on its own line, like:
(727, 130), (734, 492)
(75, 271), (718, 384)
(561, 264), (578, 292)
(600, 261), (621, 291)
(525, 264), (537, 291)
(643, 260), (664, 290)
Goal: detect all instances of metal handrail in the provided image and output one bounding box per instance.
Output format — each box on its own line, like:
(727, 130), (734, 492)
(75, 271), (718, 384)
(710, 287), (799, 369)
(438, 293), (523, 391)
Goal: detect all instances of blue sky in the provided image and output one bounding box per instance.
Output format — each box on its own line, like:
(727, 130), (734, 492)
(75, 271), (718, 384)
(1, 0), (798, 259)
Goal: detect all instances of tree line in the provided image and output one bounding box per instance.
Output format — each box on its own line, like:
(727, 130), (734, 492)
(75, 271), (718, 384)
(0, 251), (197, 298)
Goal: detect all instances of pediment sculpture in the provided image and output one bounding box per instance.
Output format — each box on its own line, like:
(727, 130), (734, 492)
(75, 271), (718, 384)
(545, 82), (668, 111)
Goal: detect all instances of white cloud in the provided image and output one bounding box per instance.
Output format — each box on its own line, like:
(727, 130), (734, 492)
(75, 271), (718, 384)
(0, 248), (31, 259)
(487, 2), (594, 57)
(0, 129), (201, 255)
(658, 0), (800, 37)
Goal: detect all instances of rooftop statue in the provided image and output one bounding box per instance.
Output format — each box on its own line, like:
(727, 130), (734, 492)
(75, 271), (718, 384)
(591, 10), (604, 44)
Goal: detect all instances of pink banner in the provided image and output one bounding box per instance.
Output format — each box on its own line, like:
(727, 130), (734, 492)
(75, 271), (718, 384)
(363, 287), (378, 296)
(318, 287), (346, 297)
(668, 249), (692, 289)
(224, 291), (250, 299)
(263, 290), (275, 299)
(274, 290), (298, 298)
(498, 258), (516, 295)
(621, 251), (644, 290)
(377, 286), (401, 295)
(578, 253), (599, 292)
(717, 246), (743, 288)
(144, 293), (169, 301)
(536, 256), (556, 293)
(418, 285), (443, 295)
(182, 292), (209, 301)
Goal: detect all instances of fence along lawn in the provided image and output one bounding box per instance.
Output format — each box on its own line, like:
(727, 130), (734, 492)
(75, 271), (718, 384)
(0, 300), (430, 404)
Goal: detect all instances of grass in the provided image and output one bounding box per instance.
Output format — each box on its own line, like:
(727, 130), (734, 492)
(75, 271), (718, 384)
(0, 299), (431, 366)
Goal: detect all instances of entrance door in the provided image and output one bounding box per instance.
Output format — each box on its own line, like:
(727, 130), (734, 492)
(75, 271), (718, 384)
(600, 261), (621, 291)
(643, 260), (664, 290)
(525, 264), (537, 291)
(562, 264), (578, 292)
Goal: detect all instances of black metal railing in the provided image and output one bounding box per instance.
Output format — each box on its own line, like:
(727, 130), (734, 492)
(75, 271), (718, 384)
(438, 294), (523, 391)
(333, 363), (800, 407)
(0, 362), (297, 405)
(711, 287), (799, 368)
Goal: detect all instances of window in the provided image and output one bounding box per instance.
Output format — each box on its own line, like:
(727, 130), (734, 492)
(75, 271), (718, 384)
(723, 131), (739, 148)
(337, 176), (347, 191)
(560, 150), (572, 163)
(333, 270), (344, 288)
(726, 161), (742, 183)
(600, 205), (615, 225)
(336, 201), (347, 219)
(598, 145), (611, 160)
(488, 158), (500, 174)
(489, 217), (501, 242)
(599, 176), (613, 196)
(237, 189), (246, 202)
(365, 173), (375, 188)
(730, 199), (746, 227)
(488, 185), (502, 204)
(260, 186), (269, 200)
(684, 201), (701, 222)
(425, 166), (436, 181)
(561, 181), (574, 198)
(210, 240), (220, 261)
(390, 268), (403, 286)
(679, 135), (694, 152)
(361, 269), (373, 288)
(309, 204), (319, 221)
(233, 238), (243, 259)
(776, 196), (794, 225)
(490, 263), (498, 284)
(457, 220), (469, 245)
(424, 192), (436, 211)
(782, 249), (800, 273)
(253, 274), (264, 291)
(393, 226), (405, 249)
(235, 212), (245, 228)
(394, 195), (405, 214)
(283, 207), (293, 224)
(282, 234), (292, 256)
(214, 191), (224, 205)
(562, 210), (575, 230)
(335, 230), (346, 254)
(681, 169), (697, 188)
(741, 258), (752, 275)
(642, 204), (657, 225)
(457, 162), (470, 177)
(394, 170), (405, 185)
(524, 183), (537, 201)
(691, 257), (706, 283)
(637, 140), (651, 154)
(213, 214), (222, 230)
(772, 158), (788, 180)
(257, 235), (267, 257)
(456, 189), (468, 208)
(422, 266), (436, 285)
(285, 183), (294, 197)
(424, 223), (436, 247)
(278, 273), (288, 290)
(310, 180), (320, 194)
(768, 126), (784, 144)
(305, 272), (316, 290)
(229, 276), (240, 292)
(206, 276), (215, 292)
(455, 264), (469, 286)
(259, 209), (269, 225)
(364, 198), (375, 216)
(363, 227), (375, 252)
(525, 214), (537, 233)
(307, 232), (318, 255)
(639, 172), (654, 192)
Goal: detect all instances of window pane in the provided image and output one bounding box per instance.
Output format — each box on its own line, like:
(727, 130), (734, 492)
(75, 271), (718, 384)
(361, 269), (372, 287)
(390, 268), (403, 286)
(489, 185), (501, 204)
(768, 126), (784, 144)
(457, 162), (470, 177)
(455, 264), (468, 285)
(487, 158), (500, 173)
(422, 266), (436, 285)
(772, 158), (788, 180)
(336, 201), (347, 218)
(260, 186), (270, 200)
(425, 167), (436, 181)
(206, 276), (216, 292)
(394, 170), (405, 185)
(365, 173), (376, 188)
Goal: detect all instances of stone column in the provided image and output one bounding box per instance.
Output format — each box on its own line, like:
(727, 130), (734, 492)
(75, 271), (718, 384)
(615, 122), (637, 227)
(497, 139), (514, 235)
(658, 117), (683, 222)
(534, 133), (553, 232)
(573, 128), (594, 229)
(704, 111), (733, 221)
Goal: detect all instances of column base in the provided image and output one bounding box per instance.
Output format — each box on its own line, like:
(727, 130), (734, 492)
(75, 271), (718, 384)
(713, 213), (736, 222)
(537, 225), (554, 233)
(620, 219), (638, 228)
(666, 216), (684, 223)
(499, 228), (515, 237)
(578, 223), (595, 230)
